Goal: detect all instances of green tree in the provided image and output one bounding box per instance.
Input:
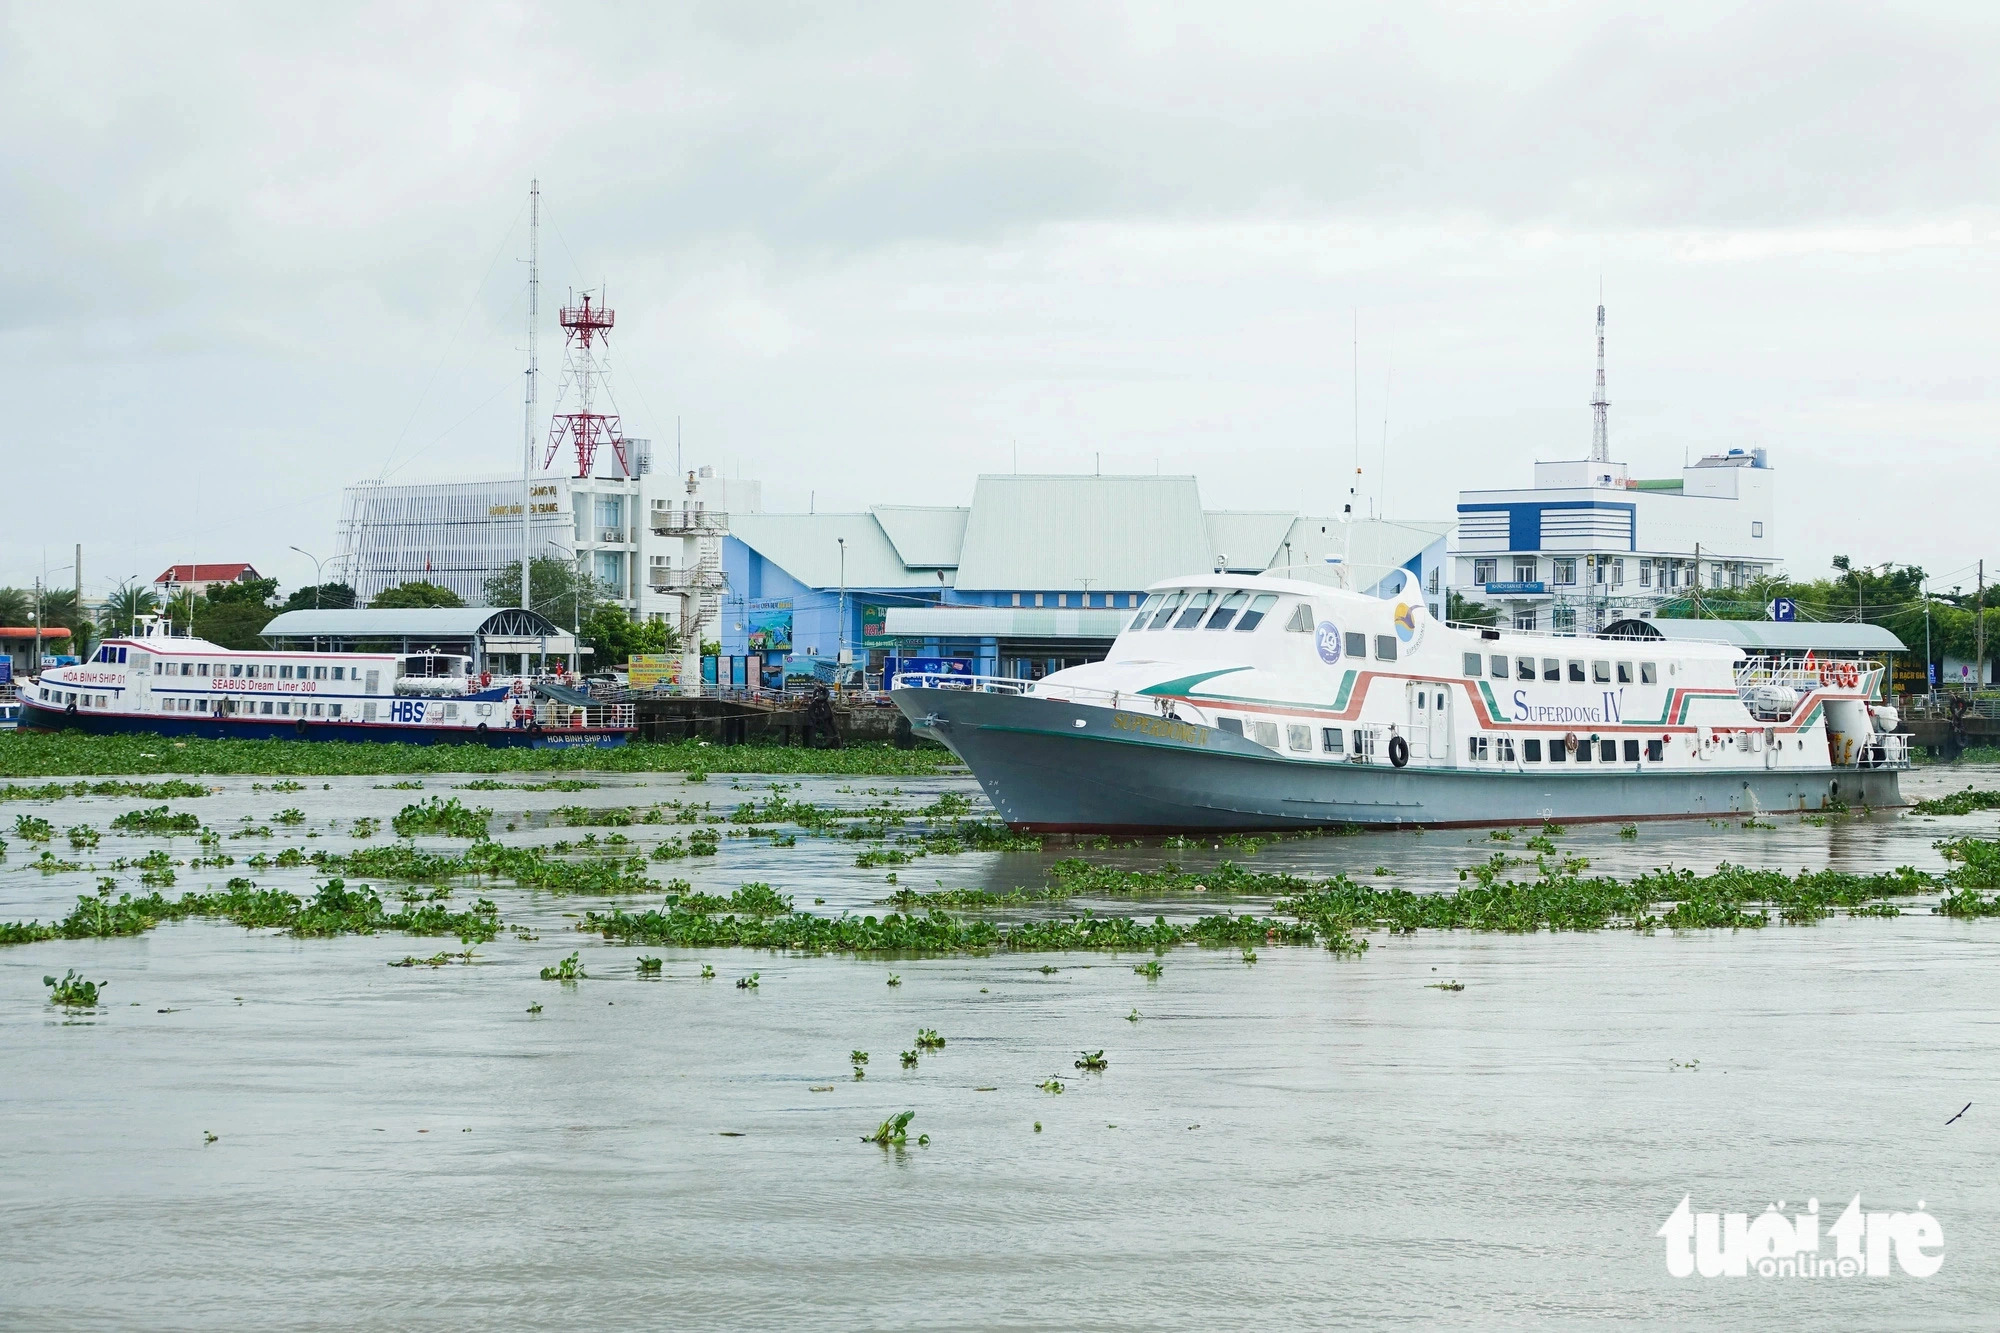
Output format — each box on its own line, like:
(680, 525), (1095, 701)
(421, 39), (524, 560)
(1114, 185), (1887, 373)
(282, 582), (358, 611)
(1446, 591), (1498, 628)
(483, 557), (605, 626)
(578, 605), (679, 668)
(0, 588), (28, 626)
(206, 576), (280, 608)
(100, 583), (161, 633)
(186, 602), (279, 650)
(370, 581), (464, 609)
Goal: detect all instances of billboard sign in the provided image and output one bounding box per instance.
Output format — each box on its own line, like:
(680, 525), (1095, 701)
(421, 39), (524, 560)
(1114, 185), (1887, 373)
(627, 655), (682, 690)
(1768, 597), (1798, 622)
(746, 599), (794, 654)
(862, 603), (891, 647)
(888, 656), (971, 686)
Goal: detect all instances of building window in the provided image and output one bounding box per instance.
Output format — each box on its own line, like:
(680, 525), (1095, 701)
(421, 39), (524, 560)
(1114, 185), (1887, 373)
(1286, 724), (1312, 753)
(1474, 558), (1497, 585)
(1594, 559), (1606, 585)
(1611, 558), (1625, 587)
(1058, 593), (1068, 608)
(1710, 565), (1723, 589)
(1035, 593), (1045, 608)
(1639, 558), (1652, 588)
(1552, 558), (1576, 586)
(1427, 568), (1439, 594)
(1513, 609), (1537, 632)
(1321, 727), (1344, 754)
(1752, 521), (1764, 538)
(1513, 557), (1536, 583)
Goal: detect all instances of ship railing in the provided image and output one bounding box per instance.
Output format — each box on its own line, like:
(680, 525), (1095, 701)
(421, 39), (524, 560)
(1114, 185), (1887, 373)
(1733, 655), (1882, 695)
(895, 672), (1177, 714)
(532, 701), (634, 731)
(1854, 732), (1912, 770)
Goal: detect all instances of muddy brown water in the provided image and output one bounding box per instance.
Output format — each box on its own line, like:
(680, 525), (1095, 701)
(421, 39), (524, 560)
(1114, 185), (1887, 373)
(3, 765), (1998, 1329)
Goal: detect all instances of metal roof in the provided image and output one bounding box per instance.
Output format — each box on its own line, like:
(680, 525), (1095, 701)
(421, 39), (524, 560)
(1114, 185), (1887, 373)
(260, 607), (570, 640)
(870, 506), (969, 568)
(954, 475), (1216, 592)
(882, 606), (1132, 639)
(1203, 511), (1296, 571)
(728, 513), (947, 589)
(1603, 618), (1908, 652)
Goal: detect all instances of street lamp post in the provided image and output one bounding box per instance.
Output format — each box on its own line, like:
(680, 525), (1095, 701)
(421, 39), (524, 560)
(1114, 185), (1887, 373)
(290, 546), (326, 609)
(836, 537), (847, 672)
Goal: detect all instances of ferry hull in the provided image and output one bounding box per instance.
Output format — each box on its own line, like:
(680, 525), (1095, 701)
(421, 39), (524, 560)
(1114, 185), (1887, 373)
(893, 686), (1902, 832)
(19, 701), (629, 749)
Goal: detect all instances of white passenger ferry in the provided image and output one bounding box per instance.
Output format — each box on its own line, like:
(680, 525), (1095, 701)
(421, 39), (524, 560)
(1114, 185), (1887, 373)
(22, 618), (632, 748)
(891, 572), (1907, 830)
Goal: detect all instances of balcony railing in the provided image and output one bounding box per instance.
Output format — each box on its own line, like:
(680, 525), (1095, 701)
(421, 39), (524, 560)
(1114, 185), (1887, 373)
(650, 505), (729, 536)
(648, 565), (726, 592)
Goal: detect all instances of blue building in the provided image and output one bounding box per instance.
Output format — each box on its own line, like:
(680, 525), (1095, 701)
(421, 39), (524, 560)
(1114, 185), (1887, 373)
(722, 474), (1448, 680)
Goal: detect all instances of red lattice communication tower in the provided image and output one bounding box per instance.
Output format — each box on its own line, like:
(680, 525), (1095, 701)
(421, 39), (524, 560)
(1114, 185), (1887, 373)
(543, 290), (630, 478)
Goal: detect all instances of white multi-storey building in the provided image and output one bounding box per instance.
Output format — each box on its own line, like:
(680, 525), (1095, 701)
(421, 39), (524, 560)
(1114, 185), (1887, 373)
(1451, 448), (1778, 634)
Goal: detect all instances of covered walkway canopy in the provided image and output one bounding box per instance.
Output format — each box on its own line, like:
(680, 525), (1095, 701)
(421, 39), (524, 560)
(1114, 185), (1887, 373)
(1601, 618), (1907, 654)
(259, 607), (581, 673)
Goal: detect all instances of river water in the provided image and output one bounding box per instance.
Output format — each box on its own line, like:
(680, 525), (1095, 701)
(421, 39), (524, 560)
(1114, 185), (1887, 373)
(3, 764), (1998, 1329)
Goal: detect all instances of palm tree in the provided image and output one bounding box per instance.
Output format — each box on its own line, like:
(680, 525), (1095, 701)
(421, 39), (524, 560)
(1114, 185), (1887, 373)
(0, 587), (27, 626)
(101, 582), (160, 634)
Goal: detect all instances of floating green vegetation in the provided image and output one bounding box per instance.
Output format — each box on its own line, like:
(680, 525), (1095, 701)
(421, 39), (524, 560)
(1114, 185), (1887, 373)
(864, 1110), (916, 1146)
(0, 778), (210, 803)
(915, 1027), (945, 1051)
(735, 971), (760, 990)
(389, 952), (452, 968)
(1618, 823), (1640, 839)
(1074, 1050), (1108, 1071)
(1038, 1077), (1065, 1094)
(851, 1050), (869, 1068)
(0, 732), (955, 779)
(1241, 947), (1258, 964)
(856, 848), (913, 868)
(1126, 1008), (1141, 1022)
(886, 973), (901, 986)
(350, 817), (381, 839)
(1912, 788), (2000, 817)
(43, 969), (105, 1007)
(457, 778), (602, 792)
(665, 883), (794, 916)
(555, 804), (639, 827)
(699, 964), (715, 979)
(305, 840), (657, 895)
(1427, 980), (1465, 991)
(636, 955), (663, 973)
(109, 806), (201, 836)
(14, 814), (54, 842)
(391, 796), (492, 839)
(1133, 959), (1163, 979)
(900, 1049), (919, 1067)
(0, 877), (499, 946)
(66, 824), (101, 850)
(269, 780), (306, 793)
(271, 808), (307, 826)
(540, 952), (585, 981)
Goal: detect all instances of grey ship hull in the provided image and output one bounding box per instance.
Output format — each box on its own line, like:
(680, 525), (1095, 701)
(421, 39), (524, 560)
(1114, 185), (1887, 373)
(892, 686), (1902, 832)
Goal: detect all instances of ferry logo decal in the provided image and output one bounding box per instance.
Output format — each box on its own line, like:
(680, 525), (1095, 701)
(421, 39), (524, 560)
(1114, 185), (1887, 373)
(1314, 621), (1342, 665)
(1393, 602), (1420, 645)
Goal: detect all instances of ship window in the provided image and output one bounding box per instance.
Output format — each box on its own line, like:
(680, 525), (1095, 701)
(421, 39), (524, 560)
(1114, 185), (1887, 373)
(1129, 594), (1164, 630)
(1496, 737), (1515, 762)
(1616, 662), (1633, 684)
(1235, 594), (1279, 631)
(1283, 602), (1314, 633)
(1468, 736), (1489, 761)
(1640, 662), (1657, 684)
(279, 665), (293, 679)
(1574, 738), (1591, 763)
(1599, 739), (1616, 762)
(1548, 738), (1566, 762)
(333, 666), (345, 680)
(1542, 658), (1560, 681)
(313, 665), (326, 680)
(1524, 738), (1542, 762)
(1515, 657), (1534, 681)
(230, 664), (242, 676)
(1321, 727), (1344, 754)
(1463, 653), (1482, 677)
(1249, 720), (1281, 748)
(118, 647), (127, 663)
(1646, 739), (1664, 761)
(330, 704), (343, 718)
(1286, 724), (1312, 752)
(1489, 654), (1507, 678)
(1348, 632), (1368, 659)
(1592, 660), (1611, 683)
(1204, 592), (1248, 630)
(1147, 592), (1187, 629)
(1623, 739), (1640, 762)
(1218, 716), (1243, 736)
(278, 702), (290, 715)
(196, 699), (208, 712)
(1375, 636), (1397, 661)
(1568, 660), (1585, 682)
(1352, 729), (1377, 760)
(1173, 591), (1216, 629)
(260, 701), (274, 715)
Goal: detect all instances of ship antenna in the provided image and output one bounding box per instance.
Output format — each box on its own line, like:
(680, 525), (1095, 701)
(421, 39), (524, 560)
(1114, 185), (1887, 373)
(1591, 283), (1610, 464)
(521, 178), (539, 612)
(1343, 309), (1359, 583)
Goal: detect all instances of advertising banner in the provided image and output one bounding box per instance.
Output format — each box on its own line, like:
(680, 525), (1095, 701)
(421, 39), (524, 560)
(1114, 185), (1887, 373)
(747, 598), (794, 654)
(627, 655), (682, 690)
(862, 603), (892, 647)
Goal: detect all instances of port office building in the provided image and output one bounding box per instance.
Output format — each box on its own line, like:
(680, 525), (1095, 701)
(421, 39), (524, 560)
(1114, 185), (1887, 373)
(721, 474), (1450, 679)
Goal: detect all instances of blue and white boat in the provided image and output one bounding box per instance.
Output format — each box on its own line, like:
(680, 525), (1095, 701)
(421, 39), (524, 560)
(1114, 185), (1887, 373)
(22, 617), (631, 747)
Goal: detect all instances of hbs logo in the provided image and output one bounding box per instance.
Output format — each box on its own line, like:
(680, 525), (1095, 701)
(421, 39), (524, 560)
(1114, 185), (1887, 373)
(388, 699), (428, 724)
(1314, 621), (1342, 665)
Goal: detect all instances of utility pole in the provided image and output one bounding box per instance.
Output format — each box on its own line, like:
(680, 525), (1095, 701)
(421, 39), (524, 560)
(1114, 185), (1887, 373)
(1691, 544), (1704, 618)
(521, 178), (540, 613)
(1978, 559), (1987, 690)
(31, 577), (42, 673)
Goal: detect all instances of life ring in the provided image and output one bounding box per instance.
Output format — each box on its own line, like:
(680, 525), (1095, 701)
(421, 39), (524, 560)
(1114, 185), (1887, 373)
(64, 701), (77, 717)
(476, 722), (489, 736)
(294, 717), (309, 737)
(1563, 731), (1578, 754)
(1839, 662), (1858, 689)
(1387, 734), (1410, 768)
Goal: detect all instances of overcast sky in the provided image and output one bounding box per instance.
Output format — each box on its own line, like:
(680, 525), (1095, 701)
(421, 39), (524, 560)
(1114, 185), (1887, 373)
(4, 1), (1997, 600)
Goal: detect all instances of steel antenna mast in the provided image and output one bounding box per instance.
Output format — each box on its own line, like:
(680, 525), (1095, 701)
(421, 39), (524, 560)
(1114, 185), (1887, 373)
(1591, 287), (1610, 463)
(521, 179), (540, 612)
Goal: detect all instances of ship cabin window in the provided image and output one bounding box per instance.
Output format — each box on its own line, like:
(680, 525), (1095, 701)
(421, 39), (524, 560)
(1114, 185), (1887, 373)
(1616, 662), (1633, 684)
(1173, 591), (1215, 629)
(1321, 727), (1344, 754)
(265, 665), (278, 678)
(1147, 592), (1187, 629)
(1129, 593), (1164, 630)
(312, 665), (326, 680)
(278, 702), (290, 716)
(1283, 603), (1314, 632)
(1205, 592), (1248, 629)
(1489, 654), (1507, 678)
(1573, 738), (1591, 763)
(1640, 662), (1657, 685)
(1568, 660), (1585, 682)
(1348, 632), (1368, 659)
(330, 704), (343, 718)
(1515, 657), (1534, 681)
(1249, 720), (1281, 749)
(280, 665), (293, 679)
(1463, 653), (1482, 677)
(1217, 717), (1243, 736)
(196, 699), (208, 712)
(1374, 635), (1397, 661)
(332, 666), (345, 680)
(260, 701), (274, 715)
(1496, 737), (1516, 762)
(1542, 658), (1560, 681)
(1468, 736), (1489, 761)
(1623, 739), (1641, 762)
(1599, 739), (1617, 762)
(230, 664), (243, 677)
(1286, 724), (1312, 752)
(1592, 660), (1611, 683)
(1352, 729), (1377, 761)
(1548, 737), (1566, 762)
(1646, 739), (1664, 761)
(1524, 738), (1543, 762)
(1236, 594), (1279, 631)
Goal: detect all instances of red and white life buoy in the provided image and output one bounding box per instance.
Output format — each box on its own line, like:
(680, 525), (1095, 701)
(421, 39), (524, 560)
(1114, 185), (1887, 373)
(1839, 662), (1858, 689)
